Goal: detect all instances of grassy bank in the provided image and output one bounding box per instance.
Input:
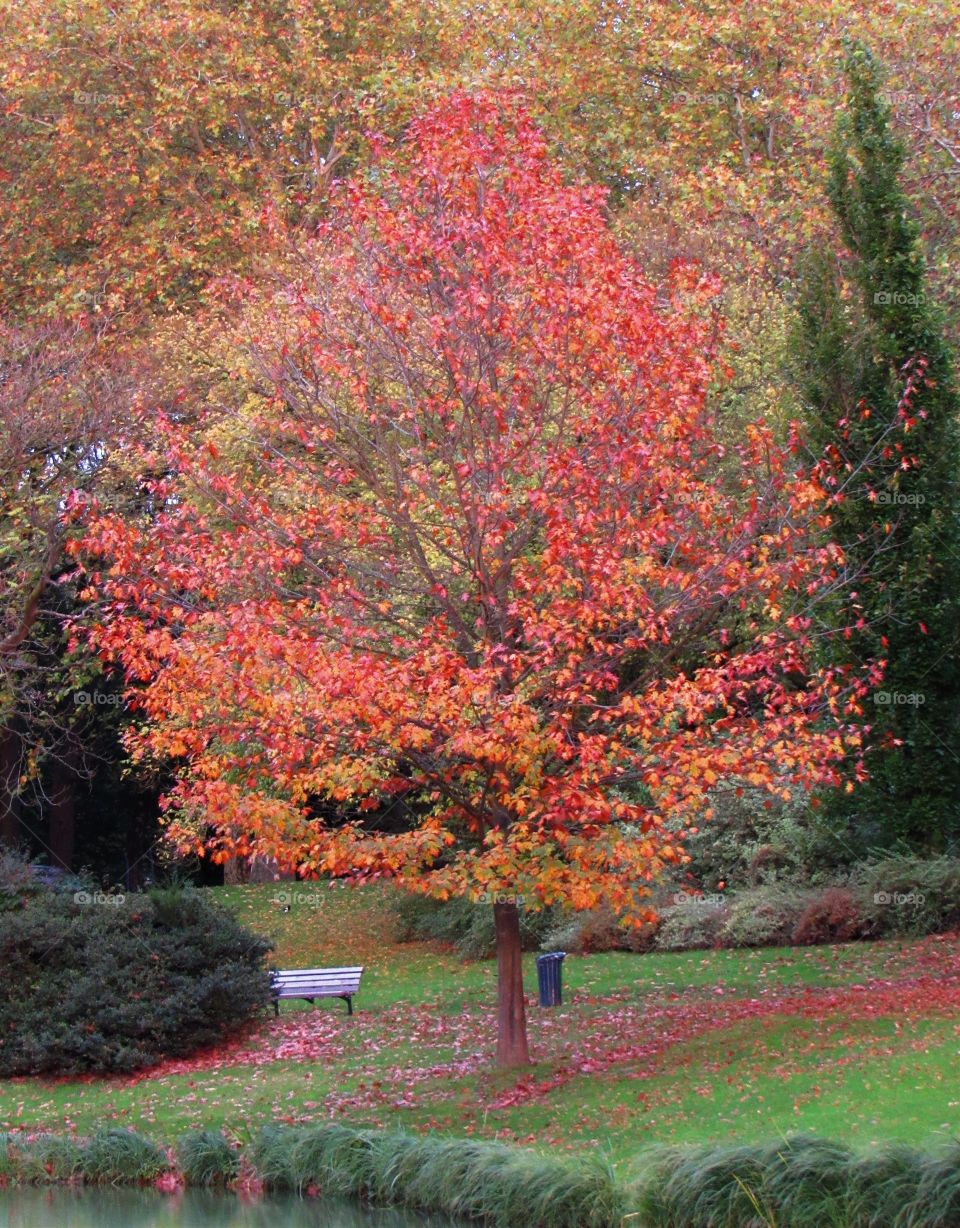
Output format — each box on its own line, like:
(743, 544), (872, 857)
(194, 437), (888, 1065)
(5, 1123), (960, 1228)
(2, 884), (960, 1161)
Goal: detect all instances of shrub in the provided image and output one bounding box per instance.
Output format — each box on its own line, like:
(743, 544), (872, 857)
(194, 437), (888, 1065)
(288, 1123), (380, 1197)
(21, 1135), (85, 1183)
(654, 898), (730, 951)
(540, 905), (659, 955)
(175, 1130), (240, 1186)
(630, 1140), (773, 1228)
(11, 1124), (960, 1225)
(0, 850), (44, 912)
(900, 1141), (960, 1227)
(0, 850), (273, 1075)
(392, 892), (557, 960)
(854, 854), (960, 937)
(792, 886), (866, 945)
(719, 885), (811, 949)
(671, 787), (850, 891)
(246, 1123), (301, 1189)
(845, 1143), (926, 1227)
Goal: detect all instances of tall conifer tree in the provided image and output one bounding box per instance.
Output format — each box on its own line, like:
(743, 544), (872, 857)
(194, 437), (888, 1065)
(796, 43), (960, 847)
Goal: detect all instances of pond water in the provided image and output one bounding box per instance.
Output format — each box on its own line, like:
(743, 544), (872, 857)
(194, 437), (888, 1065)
(0, 1187), (461, 1228)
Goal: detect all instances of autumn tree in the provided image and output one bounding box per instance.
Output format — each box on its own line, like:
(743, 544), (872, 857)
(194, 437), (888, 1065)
(0, 0), (453, 319)
(5, 0), (960, 328)
(83, 95), (870, 1065)
(794, 45), (960, 848)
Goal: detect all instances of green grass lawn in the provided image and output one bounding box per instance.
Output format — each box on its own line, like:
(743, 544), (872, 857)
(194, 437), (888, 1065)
(3, 882), (960, 1170)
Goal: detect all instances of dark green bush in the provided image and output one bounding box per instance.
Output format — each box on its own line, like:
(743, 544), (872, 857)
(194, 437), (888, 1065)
(0, 851), (273, 1075)
(671, 787), (850, 891)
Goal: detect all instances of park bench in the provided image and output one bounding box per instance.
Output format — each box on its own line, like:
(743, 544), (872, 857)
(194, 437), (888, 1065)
(271, 966), (364, 1016)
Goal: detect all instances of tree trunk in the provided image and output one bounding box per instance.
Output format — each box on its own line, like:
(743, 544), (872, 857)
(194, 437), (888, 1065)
(47, 748), (77, 870)
(0, 728), (22, 848)
(223, 856), (247, 884)
(494, 900), (529, 1066)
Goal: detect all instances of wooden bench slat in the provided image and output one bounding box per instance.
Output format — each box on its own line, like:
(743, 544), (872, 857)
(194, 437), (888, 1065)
(274, 975), (362, 982)
(274, 978), (362, 987)
(274, 983), (357, 990)
(274, 970), (363, 978)
(270, 965), (364, 1016)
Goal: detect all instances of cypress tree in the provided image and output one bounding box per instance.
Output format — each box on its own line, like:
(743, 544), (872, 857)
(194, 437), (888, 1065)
(795, 42), (960, 849)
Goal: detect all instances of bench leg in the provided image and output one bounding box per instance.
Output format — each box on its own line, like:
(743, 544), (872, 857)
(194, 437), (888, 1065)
(273, 999), (279, 1017)
(345, 995), (353, 1016)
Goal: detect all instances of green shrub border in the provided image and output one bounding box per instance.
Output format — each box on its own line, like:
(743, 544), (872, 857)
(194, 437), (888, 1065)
(3, 1125), (960, 1226)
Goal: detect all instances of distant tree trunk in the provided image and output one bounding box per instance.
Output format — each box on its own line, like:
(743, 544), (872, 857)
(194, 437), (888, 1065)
(47, 747), (78, 870)
(223, 856), (246, 884)
(125, 811), (153, 889)
(494, 901), (529, 1067)
(0, 727), (22, 848)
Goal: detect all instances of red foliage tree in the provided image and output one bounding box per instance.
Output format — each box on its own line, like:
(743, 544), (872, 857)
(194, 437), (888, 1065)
(81, 95), (871, 1065)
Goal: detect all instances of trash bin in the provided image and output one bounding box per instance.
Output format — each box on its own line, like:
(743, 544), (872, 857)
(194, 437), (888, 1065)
(536, 951), (566, 1007)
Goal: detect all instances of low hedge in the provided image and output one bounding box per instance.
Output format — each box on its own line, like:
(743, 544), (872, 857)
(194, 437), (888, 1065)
(5, 1125), (960, 1227)
(543, 854), (960, 956)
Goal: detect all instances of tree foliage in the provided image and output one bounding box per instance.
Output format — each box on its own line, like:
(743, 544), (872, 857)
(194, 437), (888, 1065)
(82, 96), (872, 1062)
(4, 0), (959, 327)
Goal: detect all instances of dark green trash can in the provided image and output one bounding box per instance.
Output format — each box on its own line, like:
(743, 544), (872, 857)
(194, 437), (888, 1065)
(536, 951), (566, 1006)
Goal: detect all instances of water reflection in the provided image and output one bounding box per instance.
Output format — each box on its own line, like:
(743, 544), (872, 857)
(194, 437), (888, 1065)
(0, 1187), (460, 1228)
